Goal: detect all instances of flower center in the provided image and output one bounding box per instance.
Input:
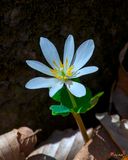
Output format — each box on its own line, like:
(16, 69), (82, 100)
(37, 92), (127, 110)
(50, 60), (74, 81)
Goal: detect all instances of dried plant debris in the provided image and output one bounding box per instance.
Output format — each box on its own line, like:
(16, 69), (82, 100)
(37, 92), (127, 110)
(73, 113), (128, 160)
(27, 154), (56, 160)
(73, 126), (121, 160)
(98, 113), (128, 153)
(27, 129), (93, 160)
(27, 114), (128, 160)
(110, 42), (128, 119)
(89, 127), (121, 160)
(0, 127), (38, 160)
(73, 140), (95, 160)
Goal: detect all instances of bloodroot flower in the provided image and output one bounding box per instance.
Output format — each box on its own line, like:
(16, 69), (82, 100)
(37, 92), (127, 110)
(25, 35), (98, 97)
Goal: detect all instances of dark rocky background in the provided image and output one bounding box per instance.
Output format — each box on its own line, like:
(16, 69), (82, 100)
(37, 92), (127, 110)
(0, 0), (128, 140)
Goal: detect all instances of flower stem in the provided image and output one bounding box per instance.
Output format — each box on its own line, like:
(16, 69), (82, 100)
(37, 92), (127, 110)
(72, 112), (89, 143)
(67, 89), (89, 143)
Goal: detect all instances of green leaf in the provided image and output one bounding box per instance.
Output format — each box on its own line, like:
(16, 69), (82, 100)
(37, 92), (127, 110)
(76, 101), (91, 113)
(49, 104), (70, 116)
(71, 78), (80, 83)
(86, 91), (104, 112)
(90, 92), (104, 107)
(77, 92), (104, 113)
(50, 83), (103, 115)
(60, 87), (73, 109)
(51, 78), (80, 102)
(51, 88), (63, 102)
(74, 88), (92, 113)
(61, 87), (92, 113)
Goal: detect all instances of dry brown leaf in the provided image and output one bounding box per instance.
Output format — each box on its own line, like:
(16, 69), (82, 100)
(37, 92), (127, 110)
(73, 113), (128, 160)
(73, 126), (121, 160)
(0, 127), (38, 160)
(89, 127), (121, 160)
(28, 114), (128, 160)
(110, 42), (128, 118)
(27, 154), (56, 160)
(99, 113), (128, 153)
(116, 42), (128, 95)
(27, 128), (93, 160)
(73, 140), (94, 160)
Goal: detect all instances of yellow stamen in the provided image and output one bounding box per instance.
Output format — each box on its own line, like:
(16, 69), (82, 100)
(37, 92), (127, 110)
(50, 69), (57, 75)
(50, 69), (59, 78)
(64, 76), (68, 80)
(66, 58), (68, 67)
(50, 59), (73, 81)
(66, 65), (74, 76)
(50, 69), (62, 80)
(59, 61), (64, 68)
(53, 61), (59, 69)
(56, 75), (62, 80)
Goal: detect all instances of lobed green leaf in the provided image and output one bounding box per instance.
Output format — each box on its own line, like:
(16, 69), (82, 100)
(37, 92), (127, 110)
(49, 104), (70, 116)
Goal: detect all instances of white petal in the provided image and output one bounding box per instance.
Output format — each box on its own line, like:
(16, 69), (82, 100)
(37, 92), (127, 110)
(74, 66), (98, 78)
(66, 81), (86, 97)
(25, 77), (58, 89)
(40, 37), (61, 69)
(73, 39), (94, 71)
(63, 35), (74, 68)
(26, 60), (53, 76)
(49, 81), (64, 97)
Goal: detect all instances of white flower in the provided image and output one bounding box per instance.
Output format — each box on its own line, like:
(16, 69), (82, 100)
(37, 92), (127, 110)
(25, 35), (98, 97)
